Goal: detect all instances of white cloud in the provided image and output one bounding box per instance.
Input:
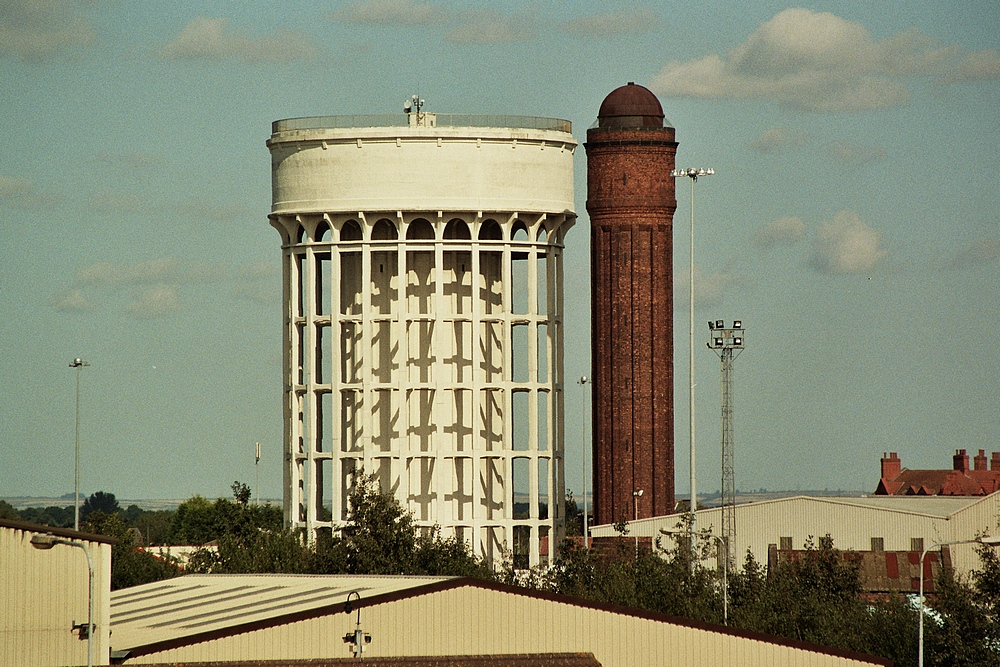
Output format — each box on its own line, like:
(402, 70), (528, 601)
(563, 9), (658, 38)
(0, 0), (95, 60)
(674, 267), (734, 310)
(949, 239), (1000, 269)
(76, 258), (180, 287)
(158, 17), (317, 63)
(756, 216), (806, 249)
(811, 210), (887, 274)
(827, 139), (887, 165)
(0, 175), (37, 206)
(747, 127), (806, 154)
(445, 10), (535, 44)
(50, 288), (92, 312)
(649, 8), (961, 112)
(939, 48), (1000, 83)
(125, 284), (180, 319)
(56, 258), (272, 317)
(333, 0), (444, 25)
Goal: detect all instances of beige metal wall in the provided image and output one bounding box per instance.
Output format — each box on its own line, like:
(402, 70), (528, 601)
(130, 585), (885, 667)
(947, 494), (1000, 572)
(0, 523), (112, 666)
(593, 494), (1000, 575)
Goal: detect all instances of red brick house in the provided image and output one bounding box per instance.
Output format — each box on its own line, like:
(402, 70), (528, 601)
(875, 449), (1000, 496)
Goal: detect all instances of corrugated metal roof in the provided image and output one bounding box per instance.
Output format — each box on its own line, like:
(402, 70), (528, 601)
(112, 574), (456, 650)
(808, 494), (981, 517)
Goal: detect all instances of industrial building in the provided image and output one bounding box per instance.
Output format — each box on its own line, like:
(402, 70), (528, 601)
(108, 573), (890, 667)
(1, 518), (114, 667)
(586, 83), (677, 525)
(591, 491), (1000, 577)
(267, 110), (576, 566)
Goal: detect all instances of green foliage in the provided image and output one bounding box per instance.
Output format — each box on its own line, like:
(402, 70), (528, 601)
(81, 491), (119, 521)
(312, 472), (492, 578)
(18, 505), (74, 528)
(83, 511), (181, 590)
(923, 544), (1000, 667)
(169, 495), (219, 545)
(0, 500), (20, 520)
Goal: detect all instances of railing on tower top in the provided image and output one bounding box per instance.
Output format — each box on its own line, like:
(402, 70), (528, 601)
(272, 114), (572, 134)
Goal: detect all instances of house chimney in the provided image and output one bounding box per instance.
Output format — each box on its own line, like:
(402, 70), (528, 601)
(881, 452), (901, 480)
(953, 449), (969, 473)
(992, 452), (1000, 471)
(974, 449), (988, 471)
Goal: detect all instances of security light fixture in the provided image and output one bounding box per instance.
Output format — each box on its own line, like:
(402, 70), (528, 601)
(733, 321), (742, 329)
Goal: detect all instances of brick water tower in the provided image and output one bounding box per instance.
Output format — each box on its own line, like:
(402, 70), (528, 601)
(586, 83), (677, 524)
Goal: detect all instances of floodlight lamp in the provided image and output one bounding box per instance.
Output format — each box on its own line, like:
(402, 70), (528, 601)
(697, 168), (707, 176)
(706, 168), (715, 175)
(687, 168), (697, 176)
(716, 320), (724, 329)
(715, 338), (723, 346)
(733, 320), (742, 329)
(633, 489), (643, 497)
(733, 337), (742, 346)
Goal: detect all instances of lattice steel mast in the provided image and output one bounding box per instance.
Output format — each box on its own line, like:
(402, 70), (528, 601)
(707, 320), (744, 566)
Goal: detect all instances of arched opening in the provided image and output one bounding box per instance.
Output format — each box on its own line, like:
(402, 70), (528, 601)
(295, 224), (307, 244)
(443, 218), (471, 240)
(341, 219), (363, 241)
(478, 219), (502, 241)
(536, 225), (547, 243)
(511, 219), (529, 242)
(316, 220), (332, 242)
(372, 218), (398, 240)
(406, 218), (435, 240)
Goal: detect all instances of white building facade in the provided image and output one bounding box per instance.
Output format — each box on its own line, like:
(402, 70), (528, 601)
(267, 113), (576, 566)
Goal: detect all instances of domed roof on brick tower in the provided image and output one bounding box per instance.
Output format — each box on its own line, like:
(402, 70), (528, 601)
(597, 82), (665, 128)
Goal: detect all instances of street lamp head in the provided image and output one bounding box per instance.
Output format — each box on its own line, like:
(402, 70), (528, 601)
(633, 489), (644, 497)
(70, 358), (89, 368)
(30, 534), (57, 549)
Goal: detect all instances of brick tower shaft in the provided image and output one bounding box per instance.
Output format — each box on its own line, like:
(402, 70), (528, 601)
(586, 83), (677, 525)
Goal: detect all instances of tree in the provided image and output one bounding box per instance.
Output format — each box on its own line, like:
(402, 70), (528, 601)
(923, 542), (1000, 667)
(0, 500), (20, 521)
(312, 472), (491, 578)
(83, 511), (181, 590)
(81, 491), (119, 521)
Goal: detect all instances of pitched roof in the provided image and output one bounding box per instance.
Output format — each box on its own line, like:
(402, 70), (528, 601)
(112, 574), (891, 665)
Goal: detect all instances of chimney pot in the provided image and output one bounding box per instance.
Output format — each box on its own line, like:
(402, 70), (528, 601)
(954, 449), (970, 473)
(974, 449), (988, 471)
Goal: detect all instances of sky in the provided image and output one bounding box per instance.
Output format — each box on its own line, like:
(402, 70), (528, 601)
(1, 0), (998, 504)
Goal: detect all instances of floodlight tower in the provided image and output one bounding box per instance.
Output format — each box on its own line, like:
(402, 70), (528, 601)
(707, 319), (744, 566)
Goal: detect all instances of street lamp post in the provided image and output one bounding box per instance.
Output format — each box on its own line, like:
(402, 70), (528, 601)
(30, 534), (95, 667)
(661, 527), (728, 625)
(577, 376), (591, 548)
(632, 489), (643, 556)
(70, 358), (90, 532)
(918, 535), (1000, 667)
(670, 167), (714, 567)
